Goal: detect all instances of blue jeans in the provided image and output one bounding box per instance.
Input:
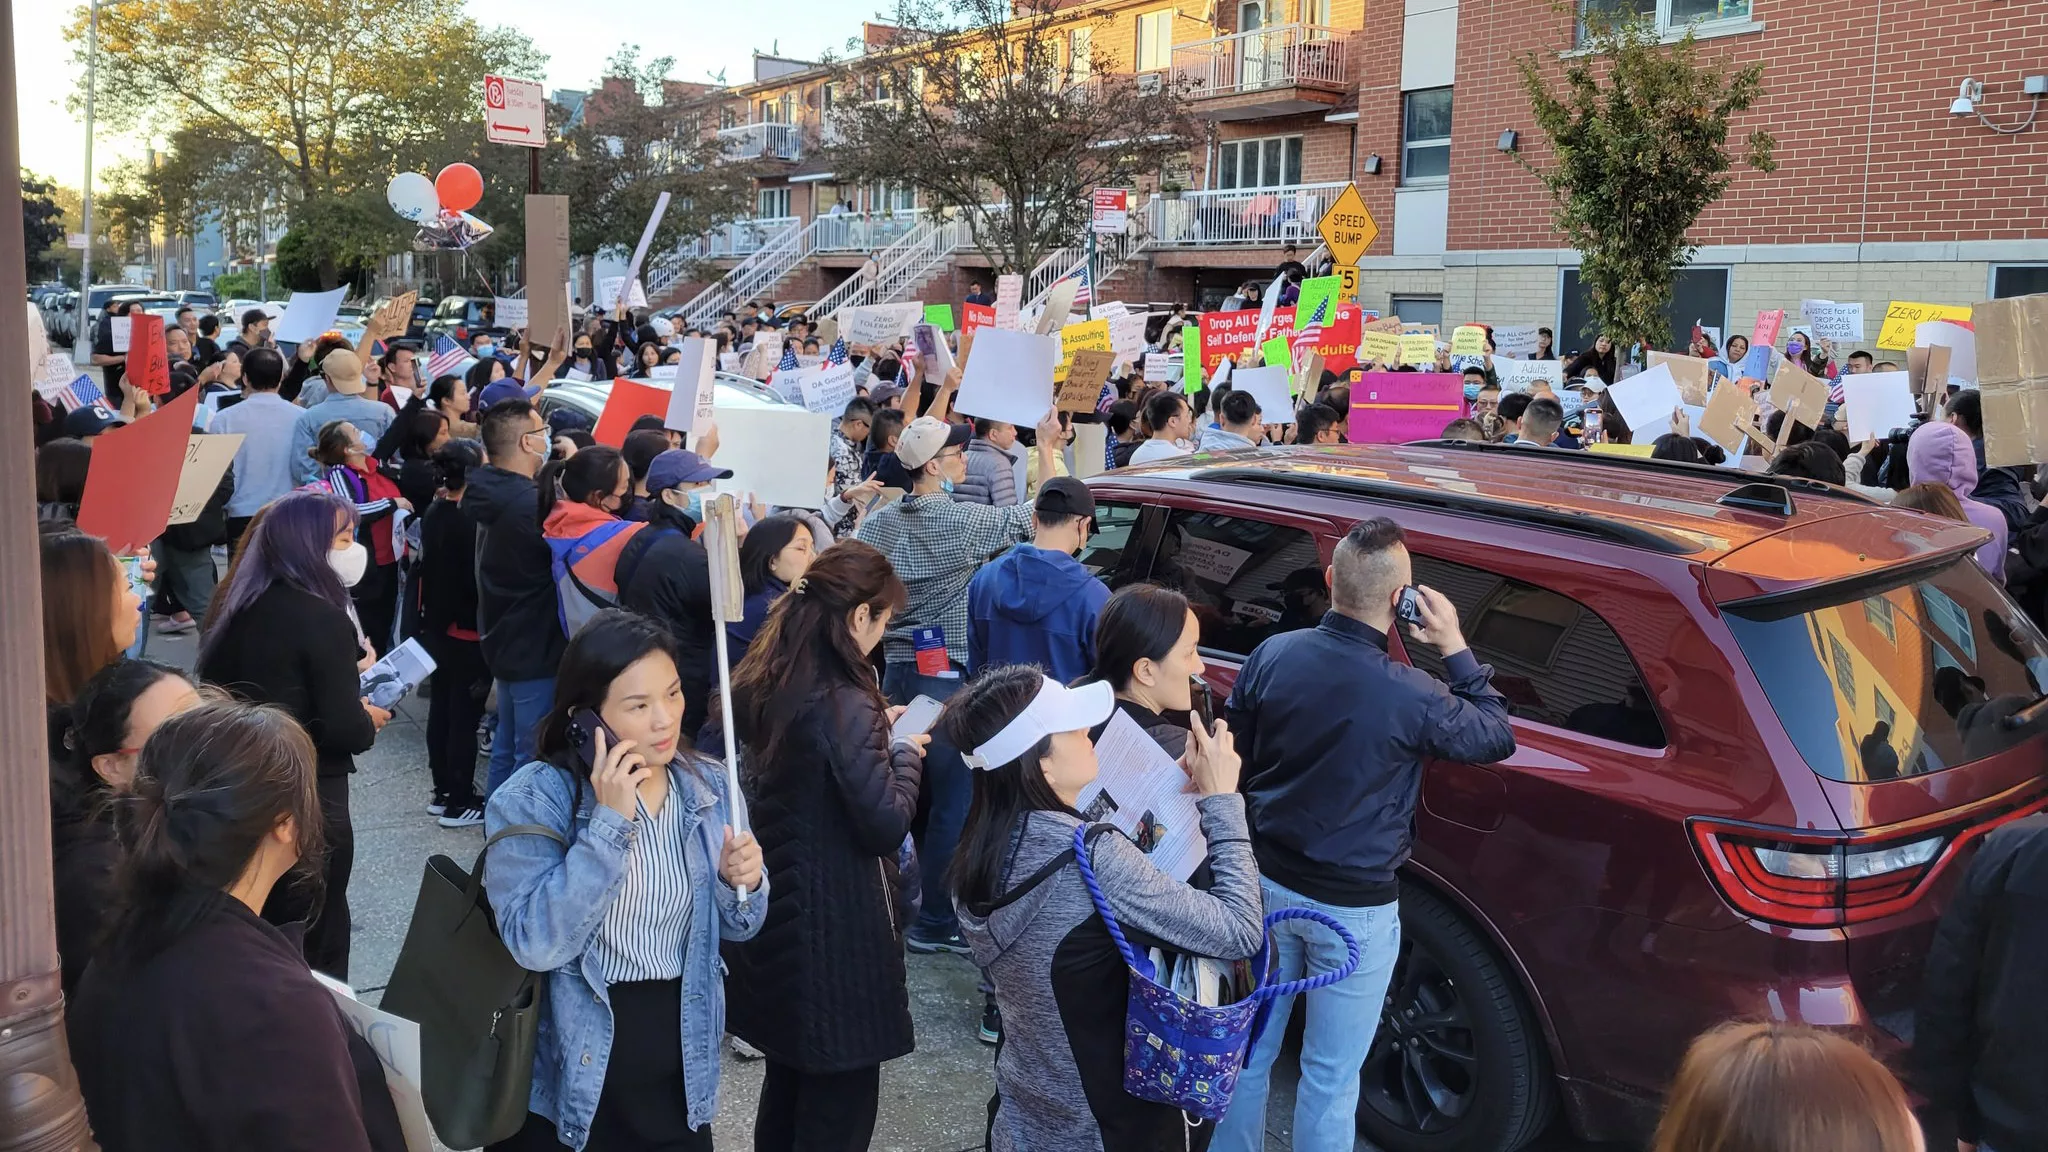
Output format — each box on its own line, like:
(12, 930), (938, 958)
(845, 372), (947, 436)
(1212, 877), (1403, 1152)
(486, 677), (555, 796)
(882, 660), (967, 940)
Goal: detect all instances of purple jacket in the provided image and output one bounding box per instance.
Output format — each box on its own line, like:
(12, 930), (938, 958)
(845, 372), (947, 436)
(1908, 422), (2007, 579)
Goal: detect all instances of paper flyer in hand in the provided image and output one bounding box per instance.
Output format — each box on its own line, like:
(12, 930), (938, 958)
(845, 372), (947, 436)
(360, 638), (437, 711)
(1075, 711), (1207, 882)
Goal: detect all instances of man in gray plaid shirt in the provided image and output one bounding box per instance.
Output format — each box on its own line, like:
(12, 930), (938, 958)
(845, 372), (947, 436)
(856, 412), (1063, 955)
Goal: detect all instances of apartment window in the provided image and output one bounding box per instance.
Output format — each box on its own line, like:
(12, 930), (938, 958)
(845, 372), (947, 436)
(868, 181), (914, 213)
(1136, 9), (1175, 71)
(1069, 25), (1093, 84)
(1401, 88), (1453, 184)
(1217, 135), (1303, 190)
(1580, 0), (1750, 35)
(1302, 0), (1332, 25)
(1390, 294), (1443, 328)
(757, 187), (792, 219)
(719, 106), (737, 129)
(1993, 264), (2048, 298)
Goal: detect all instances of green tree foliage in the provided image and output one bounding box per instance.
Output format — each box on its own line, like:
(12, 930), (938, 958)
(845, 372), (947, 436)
(22, 172), (66, 280)
(1516, 11), (1774, 350)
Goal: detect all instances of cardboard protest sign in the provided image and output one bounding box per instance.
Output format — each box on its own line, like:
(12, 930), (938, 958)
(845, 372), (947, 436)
(956, 328), (1057, 427)
(1840, 371), (1917, 442)
(1056, 319), (1112, 383)
(1347, 373), (1464, 444)
(125, 313), (171, 396)
(962, 302), (995, 334)
(1696, 378), (1763, 457)
(1057, 350), (1115, 413)
(75, 386), (201, 553)
(1907, 343), (1953, 399)
(1751, 309), (1785, 352)
(1645, 352), (1715, 407)
(993, 275), (1024, 330)
(1295, 276), (1342, 328)
(1914, 320), (1977, 387)
(1802, 300), (1864, 342)
(1230, 366), (1296, 427)
(165, 434), (244, 525)
(796, 360), (859, 416)
(1398, 334), (1437, 366)
(1492, 324), (1540, 358)
(493, 296), (528, 330)
(923, 303), (955, 332)
(662, 338), (718, 434)
(1450, 326), (1488, 357)
(1975, 293), (2048, 467)
(1495, 358), (1563, 393)
(714, 406), (833, 509)
(525, 194), (572, 343)
(1605, 363), (1683, 435)
(274, 287), (348, 346)
(1036, 279), (1080, 336)
(1364, 315), (1404, 335)
(1768, 359), (1829, 447)
(593, 377), (671, 447)
(1877, 301), (1972, 350)
(740, 333), (786, 382)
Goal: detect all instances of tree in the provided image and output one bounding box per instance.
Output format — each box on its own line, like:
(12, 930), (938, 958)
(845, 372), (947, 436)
(824, 0), (1203, 274)
(21, 172), (65, 280)
(1515, 11), (1774, 350)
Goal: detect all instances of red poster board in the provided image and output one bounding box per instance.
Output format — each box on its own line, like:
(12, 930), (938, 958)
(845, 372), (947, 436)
(125, 314), (170, 396)
(593, 378), (672, 447)
(962, 302), (995, 335)
(1346, 372), (1467, 444)
(74, 385), (201, 553)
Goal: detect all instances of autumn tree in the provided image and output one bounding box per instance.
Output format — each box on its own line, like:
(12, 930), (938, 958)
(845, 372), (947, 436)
(1516, 10), (1774, 350)
(21, 173), (65, 280)
(824, 0), (1203, 274)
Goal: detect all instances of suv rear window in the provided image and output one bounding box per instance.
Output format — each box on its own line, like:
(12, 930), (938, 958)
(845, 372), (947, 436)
(1724, 558), (2048, 781)
(1150, 510), (1322, 658)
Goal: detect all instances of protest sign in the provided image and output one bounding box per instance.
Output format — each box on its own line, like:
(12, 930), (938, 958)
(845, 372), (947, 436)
(662, 338), (718, 434)
(1076, 711), (1208, 881)
(1907, 343), (1952, 399)
(274, 287), (347, 346)
(962, 302), (995, 334)
(1493, 324), (1540, 358)
(1645, 352), (1715, 407)
(1347, 373), (1464, 443)
(923, 303), (955, 332)
(1450, 326), (1488, 357)
(317, 977), (435, 1152)
(993, 274), (1023, 330)
(813, 315), (839, 348)
(1606, 363), (1683, 435)
(712, 405), (833, 509)
(1252, 273), (1288, 343)
(1295, 276), (1342, 328)
(525, 194), (572, 343)
(1589, 442), (1657, 458)
(957, 328), (1057, 427)
(1199, 310), (1271, 372)
(1975, 294), (2048, 467)
(1144, 354), (1179, 384)
(597, 277), (648, 312)
(493, 296), (528, 330)
(1801, 300), (1864, 342)
(1364, 315), (1404, 335)
(912, 323), (955, 382)
(1768, 359), (1829, 446)
(1697, 378), (1763, 457)
(1036, 279), (1080, 336)
(593, 377), (671, 447)
(1751, 309), (1785, 352)
(1359, 330), (1401, 366)
(847, 303), (923, 347)
(1230, 366), (1296, 426)
(1258, 334), (1290, 372)
(1072, 423), (1108, 480)
(1057, 350), (1116, 413)
(165, 434), (244, 525)
(1398, 334), (1436, 366)
(1914, 320), (1977, 386)
(75, 386), (201, 554)
(1495, 357), (1563, 393)
(1109, 312), (1146, 363)
(613, 191), (671, 313)
(796, 360), (859, 416)
(125, 313), (170, 396)
(1877, 300), (1972, 350)
(1840, 371), (1917, 442)
(108, 314), (131, 354)
(1056, 318), (1112, 383)
(35, 354), (76, 404)
(741, 332), (785, 381)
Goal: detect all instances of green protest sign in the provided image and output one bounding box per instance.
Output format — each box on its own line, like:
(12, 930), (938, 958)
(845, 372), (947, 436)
(923, 303), (955, 332)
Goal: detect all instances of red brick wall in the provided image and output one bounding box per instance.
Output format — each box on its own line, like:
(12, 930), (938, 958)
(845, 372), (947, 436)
(1351, 0), (1407, 257)
(1439, 0), (2048, 250)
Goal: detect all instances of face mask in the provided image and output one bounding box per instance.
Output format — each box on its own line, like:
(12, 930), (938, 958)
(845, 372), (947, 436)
(330, 541), (369, 587)
(939, 477), (955, 495)
(475, 343), (494, 357)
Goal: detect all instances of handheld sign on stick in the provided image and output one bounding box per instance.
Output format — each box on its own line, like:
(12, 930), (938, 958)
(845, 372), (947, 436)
(702, 493), (750, 905)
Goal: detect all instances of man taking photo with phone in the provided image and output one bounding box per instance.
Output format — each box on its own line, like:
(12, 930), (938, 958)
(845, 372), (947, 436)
(1212, 517), (1516, 1152)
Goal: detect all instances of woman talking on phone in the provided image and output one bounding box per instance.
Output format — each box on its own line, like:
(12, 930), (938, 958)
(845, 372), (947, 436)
(484, 610), (766, 1152)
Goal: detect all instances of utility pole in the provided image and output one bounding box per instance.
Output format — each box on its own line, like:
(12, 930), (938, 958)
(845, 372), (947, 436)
(256, 197), (267, 300)
(0, 0), (100, 1144)
(73, 0), (97, 360)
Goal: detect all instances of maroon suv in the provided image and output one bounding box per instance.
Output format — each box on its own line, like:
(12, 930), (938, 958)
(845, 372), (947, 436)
(1080, 441), (2048, 1152)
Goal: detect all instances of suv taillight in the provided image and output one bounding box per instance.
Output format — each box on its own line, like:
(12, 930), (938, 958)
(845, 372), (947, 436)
(454, 325), (469, 343)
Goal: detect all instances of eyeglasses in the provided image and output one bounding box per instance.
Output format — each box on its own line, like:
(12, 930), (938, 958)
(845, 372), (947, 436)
(937, 447), (965, 461)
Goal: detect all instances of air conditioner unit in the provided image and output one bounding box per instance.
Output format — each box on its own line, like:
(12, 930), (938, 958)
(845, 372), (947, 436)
(1138, 73), (1162, 93)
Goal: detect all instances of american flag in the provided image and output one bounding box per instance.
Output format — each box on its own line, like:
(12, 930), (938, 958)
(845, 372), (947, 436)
(1058, 263), (1092, 308)
(1827, 379), (1846, 405)
(425, 334), (467, 379)
(825, 337), (849, 366)
(56, 373), (103, 413)
(778, 342), (801, 373)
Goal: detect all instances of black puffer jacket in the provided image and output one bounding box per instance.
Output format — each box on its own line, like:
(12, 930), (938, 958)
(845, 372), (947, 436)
(722, 679), (923, 1073)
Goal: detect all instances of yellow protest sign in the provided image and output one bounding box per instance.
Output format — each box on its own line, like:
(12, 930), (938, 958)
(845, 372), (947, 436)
(1398, 334), (1437, 366)
(1317, 184), (1379, 266)
(1450, 325), (1487, 357)
(1360, 331), (1400, 364)
(1056, 318), (1111, 382)
(1876, 301), (1973, 350)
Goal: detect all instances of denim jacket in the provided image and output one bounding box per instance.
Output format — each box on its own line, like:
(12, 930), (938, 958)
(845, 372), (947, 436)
(484, 754), (769, 1149)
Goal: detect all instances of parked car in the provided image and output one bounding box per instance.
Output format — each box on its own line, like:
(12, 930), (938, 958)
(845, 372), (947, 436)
(1082, 441), (2048, 1152)
(535, 372), (789, 430)
(52, 284), (149, 347)
(424, 295), (508, 346)
(171, 289), (217, 311)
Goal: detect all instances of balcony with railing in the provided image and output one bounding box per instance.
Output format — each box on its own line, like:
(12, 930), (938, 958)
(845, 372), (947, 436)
(1169, 25), (1349, 119)
(717, 121), (802, 161)
(812, 209), (924, 254)
(1146, 182), (1346, 247)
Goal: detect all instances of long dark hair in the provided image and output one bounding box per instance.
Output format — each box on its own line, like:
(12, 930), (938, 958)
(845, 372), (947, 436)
(41, 531), (125, 704)
(36, 437), (91, 507)
(536, 445), (625, 523)
(433, 438), (483, 494)
(535, 610), (680, 779)
(943, 664), (1075, 913)
(53, 658), (192, 822)
(731, 540), (905, 772)
(100, 701), (325, 967)
(201, 491), (356, 663)
(1089, 585), (1192, 693)
(738, 513), (807, 597)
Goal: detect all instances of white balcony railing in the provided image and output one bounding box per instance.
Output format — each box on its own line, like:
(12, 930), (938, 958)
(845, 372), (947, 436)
(1169, 24), (1347, 98)
(1146, 181), (1347, 247)
(717, 122), (802, 161)
(812, 209), (924, 254)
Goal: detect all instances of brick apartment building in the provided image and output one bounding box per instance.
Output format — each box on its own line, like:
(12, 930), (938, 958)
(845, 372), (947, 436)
(607, 0), (2046, 349)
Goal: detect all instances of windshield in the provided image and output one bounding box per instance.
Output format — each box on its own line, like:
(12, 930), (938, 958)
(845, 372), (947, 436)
(1725, 558), (2048, 782)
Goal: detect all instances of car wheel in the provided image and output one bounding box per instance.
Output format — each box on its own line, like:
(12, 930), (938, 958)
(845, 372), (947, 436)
(1358, 884), (1556, 1152)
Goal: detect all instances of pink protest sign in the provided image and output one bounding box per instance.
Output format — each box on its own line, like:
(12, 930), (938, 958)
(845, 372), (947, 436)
(1347, 372), (1467, 444)
(1752, 309), (1785, 351)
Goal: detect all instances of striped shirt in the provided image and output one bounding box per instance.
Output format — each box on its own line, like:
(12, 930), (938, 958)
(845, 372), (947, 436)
(589, 764), (697, 984)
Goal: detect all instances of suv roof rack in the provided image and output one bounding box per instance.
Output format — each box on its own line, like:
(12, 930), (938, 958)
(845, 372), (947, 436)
(1401, 439), (1880, 506)
(1189, 465), (1702, 555)
(1718, 482), (1795, 516)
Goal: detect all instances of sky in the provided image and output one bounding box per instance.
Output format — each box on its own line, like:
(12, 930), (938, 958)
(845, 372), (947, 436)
(12, 0), (854, 189)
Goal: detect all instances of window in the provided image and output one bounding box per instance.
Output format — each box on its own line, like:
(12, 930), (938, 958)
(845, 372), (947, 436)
(1151, 511), (1322, 658)
(1076, 501), (1149, 590)
(867, 181), (915, 213)
(1579, 0), (1750, 35)
(1993, 265), (2048, 299)
(1389, 295), (1444, 329)
(719, 106), (738, 129)
(1559, 266), (1727, 357)
(1864, 596), (1896, 645)
(1407, 555), (1669, 747)
(1217, 135), (1303, 190)
(1069, 26), (1093, 84)
(1136, 9), (1175, 71)
(1239, 1), (1263, 30)
(757, 187), (792, 219)
(1302, 0), (1332, 25)
(1401, 88), (1453, 185)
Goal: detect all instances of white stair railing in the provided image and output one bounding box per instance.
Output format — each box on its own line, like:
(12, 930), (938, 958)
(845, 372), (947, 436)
(648, 217), (798, 314)
(675, 217), (823, 328)
(1021, 222), (1148, 316)
(814, 213), (945, 322)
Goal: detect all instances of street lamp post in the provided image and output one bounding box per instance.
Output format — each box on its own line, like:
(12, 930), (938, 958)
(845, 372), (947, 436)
(73, 0), (98, 361)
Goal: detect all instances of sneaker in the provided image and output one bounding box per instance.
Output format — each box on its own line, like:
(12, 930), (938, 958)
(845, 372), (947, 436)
(729, 1036), (765, 1060)
(905, 930), (972, 956)
(437, 804), (485, 829)
(425, 798), (448, 817)
(155, 615), (198, 636)
(477, 715), (495, 755)
(978, 999), (1002, 1045)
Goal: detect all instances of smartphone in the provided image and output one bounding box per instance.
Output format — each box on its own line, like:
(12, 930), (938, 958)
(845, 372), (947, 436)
(568, 708), (616, 768)
(1582, 406), (1604, 443)
(891, 694), (945, 741)
(1396, 586), (1425, 630)
(119, 555), (149, 657)
(1189, 675), (1214, 728)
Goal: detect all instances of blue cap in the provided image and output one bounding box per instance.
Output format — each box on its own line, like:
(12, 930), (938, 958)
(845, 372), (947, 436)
(477, 379), (531, 411)
(645, 449), (733, 494)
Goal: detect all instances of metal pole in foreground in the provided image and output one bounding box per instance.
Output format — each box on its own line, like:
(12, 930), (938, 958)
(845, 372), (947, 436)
(73, 0), (97, 362)
(0, 0), (100, 1143)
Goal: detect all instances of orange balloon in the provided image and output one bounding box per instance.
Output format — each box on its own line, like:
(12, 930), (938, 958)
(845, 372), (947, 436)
(435, 163), (484, 213)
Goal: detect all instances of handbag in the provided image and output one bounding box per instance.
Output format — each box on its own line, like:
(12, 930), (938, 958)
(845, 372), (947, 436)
(380, 823), (567, 1149)
(1071, 821), (1361, 1123)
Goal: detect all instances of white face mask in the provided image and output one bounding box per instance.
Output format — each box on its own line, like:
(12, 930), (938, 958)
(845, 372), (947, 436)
(329, 541), (369, 587)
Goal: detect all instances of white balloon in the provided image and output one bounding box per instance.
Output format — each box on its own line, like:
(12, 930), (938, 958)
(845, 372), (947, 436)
(387, 172), (439, 223)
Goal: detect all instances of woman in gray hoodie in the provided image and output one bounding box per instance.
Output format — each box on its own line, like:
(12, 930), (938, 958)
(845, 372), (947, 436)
(948, 664), (1265, 1152)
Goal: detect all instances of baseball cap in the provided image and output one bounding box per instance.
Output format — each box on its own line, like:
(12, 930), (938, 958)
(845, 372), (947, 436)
(895, 416), (971, 469)
(62, 401), (125, 439)
(1033, 476), (1095, 521)
(477, 379), (529, 410)
(239, 308), (268, 328)
(322, 348), (366, 395)
(960, 676), (1115, 771)
(645, 449), (733, 495)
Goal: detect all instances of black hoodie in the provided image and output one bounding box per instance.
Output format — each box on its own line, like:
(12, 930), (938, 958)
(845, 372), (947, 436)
(462, 464), (565, 681)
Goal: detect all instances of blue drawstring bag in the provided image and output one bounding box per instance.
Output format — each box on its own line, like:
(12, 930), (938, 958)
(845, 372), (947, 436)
(1071, 822), (1361, 1122)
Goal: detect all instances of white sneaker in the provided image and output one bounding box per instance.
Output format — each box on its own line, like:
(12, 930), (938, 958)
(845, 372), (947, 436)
(426, 800), (447, 817)
(729, 1036), (764, 1060)
(437, 805), (484, 829)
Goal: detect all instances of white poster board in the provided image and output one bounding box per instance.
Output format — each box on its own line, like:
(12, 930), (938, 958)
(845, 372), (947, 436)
(662, 337), (718, 434)
(596, 277), (648, 312)
(109, 314), (132, 354)
(710, 405), (833, 509)
(1915, 320), (1977, 387)
(1228, 365), (1294, 425)
(1840, 371), (1919, 442)
(316, 976), (435, 1152)
(993, 274), (1024, 331)
(1492, 324), (1540, 358)
(1495, 358), (1564, 392)
(273, 287), (348, 346)
(493, 296), (528, 330)
(955, 328), (1057, 427)
(1801, 300), (1865, 342)
(846, 303), (923, 347)
(795, 360), (859, 416)
(1605, 363), (1683, 432)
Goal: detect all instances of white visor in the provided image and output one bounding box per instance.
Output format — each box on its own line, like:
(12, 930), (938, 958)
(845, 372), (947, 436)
(961, 676), (1115, 771)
